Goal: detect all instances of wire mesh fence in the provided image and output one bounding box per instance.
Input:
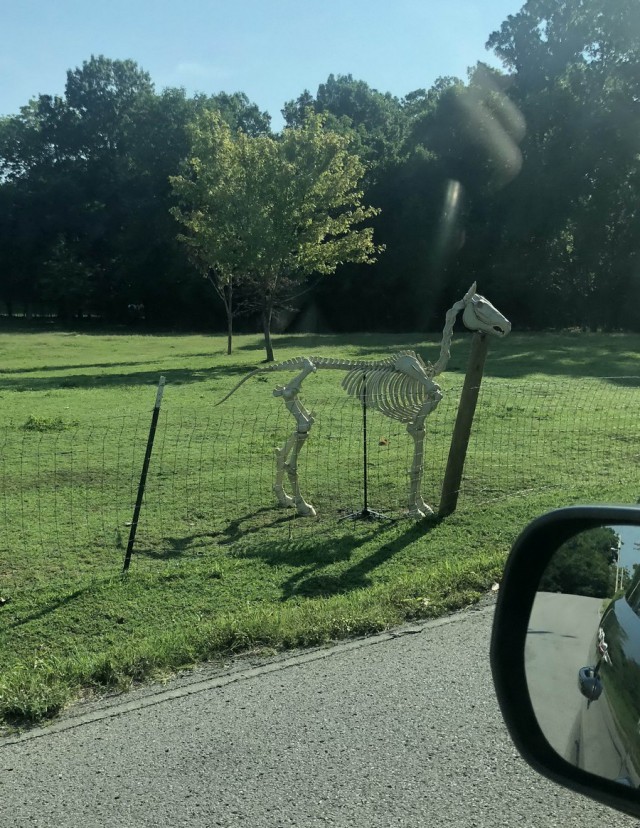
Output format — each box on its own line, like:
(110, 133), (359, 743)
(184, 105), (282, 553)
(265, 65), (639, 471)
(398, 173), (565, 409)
(1, 376), (639, 590)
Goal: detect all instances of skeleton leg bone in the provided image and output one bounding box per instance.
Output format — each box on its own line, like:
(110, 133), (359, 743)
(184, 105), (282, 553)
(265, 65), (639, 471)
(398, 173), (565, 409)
(406, 419), (433, 518)
(274, 432), (297, 508)
(280, 430), (316, 516)
(272, 361), (317, 516)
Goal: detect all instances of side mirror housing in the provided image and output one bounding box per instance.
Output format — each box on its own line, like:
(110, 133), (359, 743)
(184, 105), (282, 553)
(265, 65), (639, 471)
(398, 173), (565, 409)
(491, 505), (640, 818)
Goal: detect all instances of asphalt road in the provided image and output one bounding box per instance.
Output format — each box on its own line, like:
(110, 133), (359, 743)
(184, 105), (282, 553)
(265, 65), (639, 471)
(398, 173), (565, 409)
(2, 597), (638, 828)
(525, 592), (603, 757)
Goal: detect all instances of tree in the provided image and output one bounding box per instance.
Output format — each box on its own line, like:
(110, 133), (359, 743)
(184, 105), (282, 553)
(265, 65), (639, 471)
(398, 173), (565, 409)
(0, 56), (159, 320)
(206, 91), (271, 137)
(0, 56), (274, 326)
(0, 178), (42, 316)
(484, 0), (640, 329)
(539, 526), (619, 597)
(281, 76), (413, 333)
(170, 111), (383, 360)
(282, 74), (408, 179)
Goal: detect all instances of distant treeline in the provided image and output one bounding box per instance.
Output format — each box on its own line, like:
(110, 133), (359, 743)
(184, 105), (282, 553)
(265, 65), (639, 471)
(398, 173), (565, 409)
(1, 0), (639, 333)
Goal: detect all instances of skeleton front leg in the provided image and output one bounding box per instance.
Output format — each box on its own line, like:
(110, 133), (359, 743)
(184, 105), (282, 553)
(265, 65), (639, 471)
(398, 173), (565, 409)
(274, 432), (297, 509)
(272, 361), (317, 517)
(405, 387), (443, 518)
(406, 419), (433, 518)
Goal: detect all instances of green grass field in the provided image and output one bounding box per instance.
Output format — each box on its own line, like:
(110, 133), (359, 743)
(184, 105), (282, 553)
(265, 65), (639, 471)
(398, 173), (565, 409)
(1, 326), (640, 729)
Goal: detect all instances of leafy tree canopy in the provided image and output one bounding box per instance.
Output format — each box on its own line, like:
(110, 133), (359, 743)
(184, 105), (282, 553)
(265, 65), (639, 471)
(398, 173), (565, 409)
(539, 526), (619, 597)
(283, 74), (408, 174)
(170, 110), (383, 359)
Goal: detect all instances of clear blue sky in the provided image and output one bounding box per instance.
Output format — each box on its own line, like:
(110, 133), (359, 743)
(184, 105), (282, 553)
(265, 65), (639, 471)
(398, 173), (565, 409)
(2, 0), (523, 129)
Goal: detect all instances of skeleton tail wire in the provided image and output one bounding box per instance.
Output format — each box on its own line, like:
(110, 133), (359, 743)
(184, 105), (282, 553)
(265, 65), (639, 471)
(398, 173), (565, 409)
(215, 368), (264, 405)
(215, 358), (310, 405)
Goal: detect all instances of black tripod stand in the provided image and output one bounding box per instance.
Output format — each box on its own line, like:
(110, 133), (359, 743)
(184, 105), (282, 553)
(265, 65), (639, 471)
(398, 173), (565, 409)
(340, 374), (392, 522)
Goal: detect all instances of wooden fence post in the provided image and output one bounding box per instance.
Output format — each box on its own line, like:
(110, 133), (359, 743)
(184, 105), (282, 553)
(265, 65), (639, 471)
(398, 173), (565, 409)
(439, 332), (489, 517)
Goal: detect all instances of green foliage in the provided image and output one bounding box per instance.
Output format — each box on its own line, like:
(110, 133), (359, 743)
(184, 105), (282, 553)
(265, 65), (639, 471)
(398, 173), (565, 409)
(283, 74), (408, 174)
(170, 111), (383, 359)
(539, 526), (619, 596)
(207, 91), (272, 137)
(0, 58), (273, 328)
(480, 0), (640, 330)
(22, 415), (78, 432)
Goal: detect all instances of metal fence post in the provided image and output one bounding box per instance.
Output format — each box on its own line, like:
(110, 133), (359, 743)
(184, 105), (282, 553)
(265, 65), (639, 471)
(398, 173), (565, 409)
(122, 376), (166, 572)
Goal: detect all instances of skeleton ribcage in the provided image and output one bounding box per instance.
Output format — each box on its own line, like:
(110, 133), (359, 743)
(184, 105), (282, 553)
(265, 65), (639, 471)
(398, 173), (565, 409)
(341, 366), (438, 424)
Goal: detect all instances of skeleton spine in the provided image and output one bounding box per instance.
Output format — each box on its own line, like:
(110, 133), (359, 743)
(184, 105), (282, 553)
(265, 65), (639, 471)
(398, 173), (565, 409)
(217, 351), (423, 405)
(262, 355), (397, 371)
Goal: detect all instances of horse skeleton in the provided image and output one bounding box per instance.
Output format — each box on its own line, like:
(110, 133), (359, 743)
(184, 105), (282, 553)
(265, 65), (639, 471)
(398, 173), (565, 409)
(217, 283), (510, 517)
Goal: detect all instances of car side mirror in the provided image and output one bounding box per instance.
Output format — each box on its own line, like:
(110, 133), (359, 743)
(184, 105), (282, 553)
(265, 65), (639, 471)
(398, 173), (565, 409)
(491, 505), (640, 818)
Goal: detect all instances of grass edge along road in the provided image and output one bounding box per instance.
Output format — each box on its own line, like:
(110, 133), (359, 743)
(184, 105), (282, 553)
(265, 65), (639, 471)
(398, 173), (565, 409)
(1, 329), (640, 730)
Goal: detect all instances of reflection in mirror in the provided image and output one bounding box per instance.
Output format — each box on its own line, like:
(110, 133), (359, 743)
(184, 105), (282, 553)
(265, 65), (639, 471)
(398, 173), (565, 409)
(525, 525), (640, 790)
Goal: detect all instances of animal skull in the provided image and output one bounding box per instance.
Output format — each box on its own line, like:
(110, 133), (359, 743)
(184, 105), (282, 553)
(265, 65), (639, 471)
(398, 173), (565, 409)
(462, 282), (511, 337)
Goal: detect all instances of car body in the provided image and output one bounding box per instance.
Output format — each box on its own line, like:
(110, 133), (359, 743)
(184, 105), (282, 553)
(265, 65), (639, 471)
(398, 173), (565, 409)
(572, 582), (640, 786)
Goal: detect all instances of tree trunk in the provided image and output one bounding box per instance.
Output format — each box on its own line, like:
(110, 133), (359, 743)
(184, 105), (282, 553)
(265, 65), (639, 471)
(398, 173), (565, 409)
(226, 281), (233, 355)
(207, 272), (234, 355)
(262, 306), (274, 362)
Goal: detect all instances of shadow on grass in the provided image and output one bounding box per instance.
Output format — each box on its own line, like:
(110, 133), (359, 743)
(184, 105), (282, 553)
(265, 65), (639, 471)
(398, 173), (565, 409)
(134, 506), (314, 560)
(236, 333), (429, 353)
(2, 360), (167, 375)
(6, 579), (111, 630)
(134, 504), (393, 568)
(4, 332), (639, 392)
(133, 506), (439, 601)
(231, 514), (441, 600)
(0, 362), (246, 393)
(1, 352), (235, 377)
(341, 335), (640, 383)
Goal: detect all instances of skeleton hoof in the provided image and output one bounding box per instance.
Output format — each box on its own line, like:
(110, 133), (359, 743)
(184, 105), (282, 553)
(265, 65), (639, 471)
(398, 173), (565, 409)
(408, 502), (434, 519)
(295, 500), (316, 517)
(274, 488), (295, 508)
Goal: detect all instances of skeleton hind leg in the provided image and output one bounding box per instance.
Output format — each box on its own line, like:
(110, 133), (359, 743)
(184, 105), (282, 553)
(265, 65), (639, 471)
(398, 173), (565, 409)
(273, 430), (316, 517)
(272, 373), (316, 517)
